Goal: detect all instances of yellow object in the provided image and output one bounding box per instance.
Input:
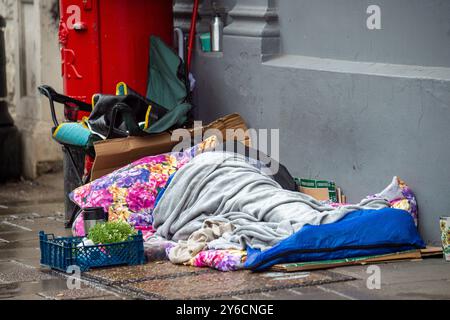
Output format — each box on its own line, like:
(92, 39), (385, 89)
(144, 105), (153, 129)
(116, 82), (128, 95)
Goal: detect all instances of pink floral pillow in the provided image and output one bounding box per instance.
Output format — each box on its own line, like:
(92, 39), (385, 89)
(70, 151), (193, 236)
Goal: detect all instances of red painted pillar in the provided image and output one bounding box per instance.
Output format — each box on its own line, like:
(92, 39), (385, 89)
(58, 0), (174, 120)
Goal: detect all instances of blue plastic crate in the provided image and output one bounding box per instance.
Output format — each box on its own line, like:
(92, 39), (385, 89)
(39, 231), (145, 272)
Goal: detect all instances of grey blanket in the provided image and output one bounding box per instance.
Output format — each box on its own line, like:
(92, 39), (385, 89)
(153, 151), (388, 250)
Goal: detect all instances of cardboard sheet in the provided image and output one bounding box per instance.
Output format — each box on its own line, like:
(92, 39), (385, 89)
(299, 186), (330, 201)
(271, 250), (423, 272)
(91, 113), (249, 180)
(271, 247), (442, 272)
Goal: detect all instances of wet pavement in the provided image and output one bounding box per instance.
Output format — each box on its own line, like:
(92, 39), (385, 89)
(0, 172), (127, 300)
(83, 262), (354, 299)
(1, 171), (450, 300)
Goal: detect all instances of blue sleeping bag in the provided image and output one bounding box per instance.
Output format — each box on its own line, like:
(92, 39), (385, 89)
(245, 208), (425, 271)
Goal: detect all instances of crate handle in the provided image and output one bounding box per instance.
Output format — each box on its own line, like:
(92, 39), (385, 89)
(47, 233), (56, 240)
(39, 231), (55, 240)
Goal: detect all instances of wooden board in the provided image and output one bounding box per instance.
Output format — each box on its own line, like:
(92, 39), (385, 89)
(271, 250), (423, 272)
(420, 246), (443, 257)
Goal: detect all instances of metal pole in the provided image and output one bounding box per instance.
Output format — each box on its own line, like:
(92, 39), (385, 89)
(187, 0), (200, 72)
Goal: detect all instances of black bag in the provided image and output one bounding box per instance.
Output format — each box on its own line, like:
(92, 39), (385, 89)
(207, 140), (298, 191)
(87, 86), (168, 139)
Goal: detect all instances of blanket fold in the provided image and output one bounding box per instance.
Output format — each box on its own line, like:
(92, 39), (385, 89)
(168, 219), (234, 264)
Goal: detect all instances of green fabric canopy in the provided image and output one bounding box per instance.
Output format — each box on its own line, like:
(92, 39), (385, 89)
(145, 36), (191, 133)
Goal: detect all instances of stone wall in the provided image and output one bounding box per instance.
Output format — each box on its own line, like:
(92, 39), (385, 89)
(1, 0), (63, 179)
(0, 0), (18, 118)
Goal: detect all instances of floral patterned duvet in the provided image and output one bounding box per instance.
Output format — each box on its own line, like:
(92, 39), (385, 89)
(70, 149), (195, 236)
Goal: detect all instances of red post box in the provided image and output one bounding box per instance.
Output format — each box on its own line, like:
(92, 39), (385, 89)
(58, 0), (173, 120)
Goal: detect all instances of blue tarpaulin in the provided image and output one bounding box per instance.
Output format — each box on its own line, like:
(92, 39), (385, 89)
(245, 208), (425, 271)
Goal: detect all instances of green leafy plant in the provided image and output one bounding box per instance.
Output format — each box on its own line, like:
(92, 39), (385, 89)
(87, 221), (137, 245)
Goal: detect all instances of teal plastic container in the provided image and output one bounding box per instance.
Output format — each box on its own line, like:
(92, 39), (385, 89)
(200, 33), (211, 52)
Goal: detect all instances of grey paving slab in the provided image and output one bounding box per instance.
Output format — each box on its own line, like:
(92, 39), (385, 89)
(0, 231), (38, 243)
(290, 259), (450, 300)
(4, 293), (46, 300)
(79, 295), (129, 300)
(9, 217), (70, 236)
(331, 275), (450, 300)
(0, 247), (41, 262)
(0, 239), (40, 250)
(0, 218), (70, 252)
(306, 281), (381, 300)
(85, 261), (215, 285)
(0, 277), (69, 299)
(12, 258), (46, 269)
(0, 222), (23, 233)
(226, 286), (349, 300)
(124, 270), (353, 300)
(37, 287), (116, 300)
(0, 171), (64, 206)
(333, 258), (450, 285)
(0, 203), (65, 219)
(381, 279), (450, 299)
(0, 260), (56, 284)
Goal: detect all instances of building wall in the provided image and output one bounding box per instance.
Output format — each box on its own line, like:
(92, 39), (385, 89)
(1, 0), (18, 118)
(177, 0), (450, 244)
(1, 0), (63, 179)
(279, 0), (450, 67)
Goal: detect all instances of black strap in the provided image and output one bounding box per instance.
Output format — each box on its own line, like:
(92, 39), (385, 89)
(65, 205), (81, 229)
(38, 85), (92, 127)
(38, 85), (91, 111)
(106, 103), (143, 139)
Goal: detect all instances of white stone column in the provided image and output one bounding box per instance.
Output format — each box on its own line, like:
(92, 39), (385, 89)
(1, 0), (19, 118)
(224, 0), (280, 59)
(2, 0), (63, 179)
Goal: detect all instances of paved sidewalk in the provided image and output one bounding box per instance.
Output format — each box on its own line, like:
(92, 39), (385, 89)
(0, 172), (128, 300)
(0, 171), (449, 300)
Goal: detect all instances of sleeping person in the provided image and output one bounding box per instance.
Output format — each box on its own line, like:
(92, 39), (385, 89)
(70, 137), (424, 271)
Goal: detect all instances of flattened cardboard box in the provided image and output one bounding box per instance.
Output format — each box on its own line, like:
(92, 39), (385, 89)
(296, 178), (338, 202)
(299, 186), (330, 201)
(91, 113), (250, 180)
(91, 133), (177, 180)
